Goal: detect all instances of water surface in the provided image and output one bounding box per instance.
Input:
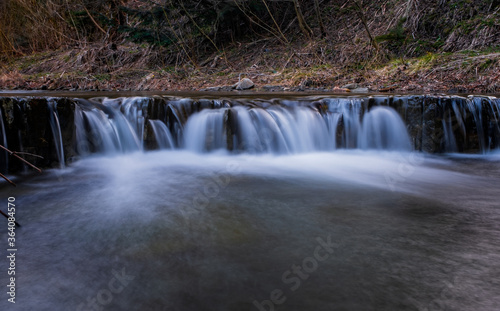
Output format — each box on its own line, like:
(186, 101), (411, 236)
(1, 150), (499, 310)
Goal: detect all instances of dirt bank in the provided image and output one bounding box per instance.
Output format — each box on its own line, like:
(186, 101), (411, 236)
(1, 45), (499, 94)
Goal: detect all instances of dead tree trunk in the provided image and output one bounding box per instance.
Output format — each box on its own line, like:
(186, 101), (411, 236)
(353, 0), (380, 52)
(314, 0), (326, 38)
(292, 0), (313, 39)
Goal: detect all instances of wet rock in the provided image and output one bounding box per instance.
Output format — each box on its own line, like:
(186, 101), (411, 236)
(379, 85), (398, 92)
(301, 79), (314, 88)
(53, 98), (76, 162)
(3, 97), (52, 171)
(220, 85), (234, 92)
(342, 83), (358, 89)
(1, 94), (498, 174)
(404, 96), (424, 151)
(351, 87), (369, 93)
(201, 86), (222, 92)
(332, 87), (350, 92)
(422, 96), (443, 153)
(233, 78), (254, 90)
(448, 87), (467, 94)
(261, 85), (285, 92)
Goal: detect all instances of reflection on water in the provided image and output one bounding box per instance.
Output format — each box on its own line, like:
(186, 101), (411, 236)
(1, 151), (500, 310)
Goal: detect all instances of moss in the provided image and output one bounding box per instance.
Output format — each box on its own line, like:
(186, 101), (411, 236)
(454, 15), (499, 35)
(375, 18), (407, 44)
(93, 73), (111, 81)
(63, 54), (72, 63)
(479, 58), (496, 71)
(421, 52), (437, 64)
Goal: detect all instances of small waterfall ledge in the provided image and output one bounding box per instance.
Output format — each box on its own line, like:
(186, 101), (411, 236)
(0, 94), (499, 173)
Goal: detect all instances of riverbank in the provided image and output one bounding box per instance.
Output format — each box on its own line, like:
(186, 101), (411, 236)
(1, 45), (499, 94)
(2, 1), (499, 94)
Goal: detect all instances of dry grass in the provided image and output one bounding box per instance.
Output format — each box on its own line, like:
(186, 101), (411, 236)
(0, 0), (72, 57)
(0, 0), (499, 93)
(0, 71), (23, 88)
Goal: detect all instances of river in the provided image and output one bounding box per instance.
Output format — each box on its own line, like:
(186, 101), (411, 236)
(0, 93), (499, 310)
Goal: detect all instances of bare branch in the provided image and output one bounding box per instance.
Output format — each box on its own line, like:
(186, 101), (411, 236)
(0, 144), (42, 173)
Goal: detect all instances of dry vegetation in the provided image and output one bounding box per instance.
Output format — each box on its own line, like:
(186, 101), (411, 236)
(0, 0), (499, 92)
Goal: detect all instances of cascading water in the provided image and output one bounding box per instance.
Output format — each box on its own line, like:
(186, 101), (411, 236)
(324, 97), (364, 149)
(75, 105), (121, 154)
(48, 99), (65, 168)
(74, 99), (142, 154)
(0, 107), (7, 172)
(1, 93), (500, 311)
(441, 99), (460, 152)
(182, 99), (410, 154)
(471, 96), (500, 152)
(115, 97), (148, 149)
(148, 119), (175, 149)
(432, 95), (500, 153)
(67, 95), (500, 159)
(184, 108), (228, 152)
(2, 94), (499, 172)
(232, 106), (336, 153)
(360, 106), (412, 151)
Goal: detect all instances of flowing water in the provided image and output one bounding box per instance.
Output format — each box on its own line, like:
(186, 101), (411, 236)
(0, 94), (500, 311)
(48, 99), (65, 168)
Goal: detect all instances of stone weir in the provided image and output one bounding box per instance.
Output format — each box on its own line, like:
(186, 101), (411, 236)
(0, 95), (499, 173)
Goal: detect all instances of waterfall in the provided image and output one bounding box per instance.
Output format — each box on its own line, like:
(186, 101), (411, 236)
(234, 107), (294, 153)
(432, 96), (500, 153)
(244, 106), (323, 153)
(74, 99), (142, 154)
(56, 95), (500, 158)
(182, 105), (340, 154)
(324, 112), (341, 149)
(442, 104), (458, 153)
(148, 120), (175, 149)
(324, 98), (363, 149)
(360, 107), (412, 151)
(116, 97), (148, 149)
(184, 109), (228, 152)
(3, 94), (500, 172)
(48, 99), (65, 168)
(472, 96), (500, 153)
(0, 107), (8, 172)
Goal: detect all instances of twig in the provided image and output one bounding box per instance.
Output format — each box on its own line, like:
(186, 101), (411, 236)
(292, 0), (314, 39)
(0, 210), (21, 227)
(83, 7), (107, 36)
(232, 0), (288, 45)
(0, 28), (24, 56)
(353, 0), (380, 52)
(160, 6), (199, 68)
(0, 172), (15, 187)
(261, 0), (289, 44)
(12, 151), (44, 159)
(179, 1), (233, 69)
(281, 52), (296, 73)
(0, 145), (42, 173)
(314, 0), (326, 38)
